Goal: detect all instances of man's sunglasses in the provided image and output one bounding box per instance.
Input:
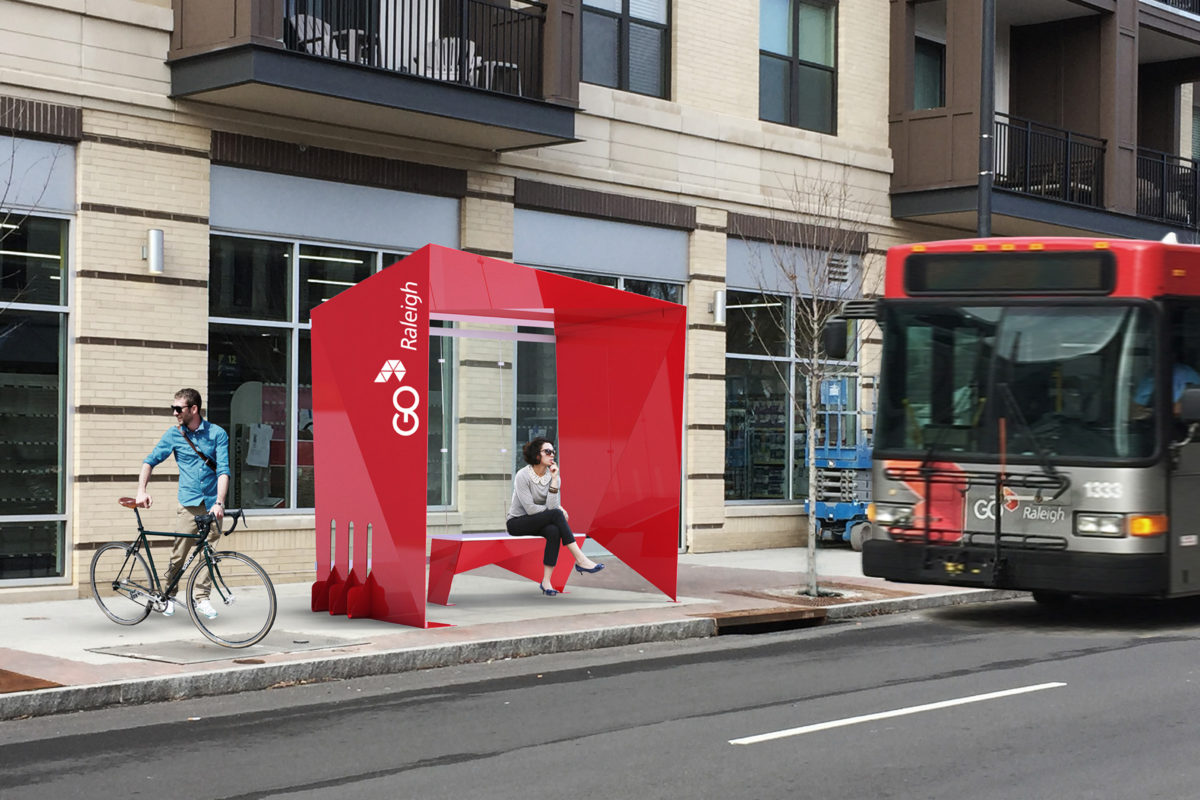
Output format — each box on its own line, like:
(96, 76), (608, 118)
(170, 405), (191, 413)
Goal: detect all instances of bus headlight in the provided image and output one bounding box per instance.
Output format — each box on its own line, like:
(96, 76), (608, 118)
(872, 504), (914, 526)
(1074, 513), (1168, 537)
(1075, 514), (1124, 537)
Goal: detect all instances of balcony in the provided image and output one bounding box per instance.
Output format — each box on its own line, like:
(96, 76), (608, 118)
(1154, 0), (1200, 15)
(168, 0), (579, 152)
(993, 114), (1105, 209)
(1137, 148), (1198, 226)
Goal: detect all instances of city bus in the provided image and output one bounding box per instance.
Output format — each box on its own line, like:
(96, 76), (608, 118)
(862, 236), (1200, 602)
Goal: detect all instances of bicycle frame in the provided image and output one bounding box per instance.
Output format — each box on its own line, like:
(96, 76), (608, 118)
(124, 505), (242, 604)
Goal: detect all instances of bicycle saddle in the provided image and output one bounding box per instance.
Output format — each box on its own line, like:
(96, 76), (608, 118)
(118, 497), (137, 508)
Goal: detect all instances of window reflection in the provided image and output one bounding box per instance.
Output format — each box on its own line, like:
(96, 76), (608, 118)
(725, 359), (789, 500)
(0, 215), (68, 580)
(299, 244), (373, 322)
(0, 217), (67, 306)
(208, 325), (292, 509)
(209, 237), (290, 321)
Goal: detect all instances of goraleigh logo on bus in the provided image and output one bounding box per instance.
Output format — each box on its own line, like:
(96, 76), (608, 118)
(375, 280), (424, 437)
(972, 488), (1066, 524)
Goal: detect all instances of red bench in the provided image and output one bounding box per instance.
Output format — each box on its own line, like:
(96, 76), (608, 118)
(427, 532), (586, 605)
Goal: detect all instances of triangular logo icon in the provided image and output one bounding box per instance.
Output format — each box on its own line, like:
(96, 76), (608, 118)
(374, 359), (407, 383)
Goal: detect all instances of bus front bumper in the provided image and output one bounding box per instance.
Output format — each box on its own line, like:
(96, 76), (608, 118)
(862, 539), (1168, 597)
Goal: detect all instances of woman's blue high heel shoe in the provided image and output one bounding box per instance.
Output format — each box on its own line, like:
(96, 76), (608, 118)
(539, 583), (559, 596)
(575, 562), (605, 575)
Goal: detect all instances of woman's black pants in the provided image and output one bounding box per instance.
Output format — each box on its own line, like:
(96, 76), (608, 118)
(506, 509), (575, 566)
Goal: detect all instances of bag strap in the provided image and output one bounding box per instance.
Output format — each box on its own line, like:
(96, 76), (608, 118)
(180, 425), (218, 472)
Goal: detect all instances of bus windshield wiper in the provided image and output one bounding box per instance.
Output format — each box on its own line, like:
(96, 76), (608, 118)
(993, 325), (1064, 495)
(996, 380), (1060, 482)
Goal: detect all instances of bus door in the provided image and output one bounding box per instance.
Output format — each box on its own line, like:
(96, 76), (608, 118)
(1167, 304), (1200, 595)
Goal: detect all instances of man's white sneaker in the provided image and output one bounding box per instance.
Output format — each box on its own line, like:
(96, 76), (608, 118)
(162, 598), (176, 617)
(193, 598), (218, 619)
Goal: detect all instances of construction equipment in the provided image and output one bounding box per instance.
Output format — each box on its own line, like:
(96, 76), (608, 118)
(806, 375), (874, 551)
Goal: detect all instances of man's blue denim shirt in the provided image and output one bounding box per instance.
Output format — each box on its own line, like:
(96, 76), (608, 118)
(144, 418), (231, 507)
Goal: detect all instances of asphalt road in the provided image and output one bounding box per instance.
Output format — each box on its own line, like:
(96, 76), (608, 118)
(6, 596), (1200, 799)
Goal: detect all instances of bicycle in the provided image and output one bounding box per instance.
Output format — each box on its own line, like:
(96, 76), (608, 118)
(90, 497), (277, 648)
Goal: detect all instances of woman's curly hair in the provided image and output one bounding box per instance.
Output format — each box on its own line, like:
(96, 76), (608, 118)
(522, 438), (552, 466)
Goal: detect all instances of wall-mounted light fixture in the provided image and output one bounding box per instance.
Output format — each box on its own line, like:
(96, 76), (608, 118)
(711, 289), (726, 324)
(144, 229), (164, 274)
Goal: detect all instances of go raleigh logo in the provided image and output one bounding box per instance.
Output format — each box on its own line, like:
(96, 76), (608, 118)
(972, 487), (1066, 525)
(374, 280), (424, 437)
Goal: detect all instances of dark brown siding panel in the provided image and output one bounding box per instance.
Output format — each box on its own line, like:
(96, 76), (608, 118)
(210, 132), (468, 197)
(0, 96), (82, 142)
(727, 212), (867, 255)
(514, 179), (697, 230)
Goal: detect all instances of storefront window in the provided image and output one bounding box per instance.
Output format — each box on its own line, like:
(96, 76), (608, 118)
(725, 359), (789, 499)
(209, 324), (292, 509)
(0, 216), (68, 306)
(298, 243), (374, 322)
(724, 289), (858, 502)
(725, 289), (788, 356)
(0, 215), (68, 580)
(209, 236), (290, 321)
(624, 278), (682, 303)
(209, 235), (453, 511)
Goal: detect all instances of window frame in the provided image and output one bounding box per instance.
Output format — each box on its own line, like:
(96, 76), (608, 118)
(581, 0), (672, 99)
(913, 35), (946, 110)
(758, 0), (838, 134)
(0, 209), (72, 584)
(208, 233), (455, 514)
(724, 288), (859, 503)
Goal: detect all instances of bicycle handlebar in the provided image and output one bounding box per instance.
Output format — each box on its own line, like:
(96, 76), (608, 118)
(194, 507), (247, 536)
(116, 497), (247, 536)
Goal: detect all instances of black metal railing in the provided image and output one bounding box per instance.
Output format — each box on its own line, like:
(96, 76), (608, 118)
(1157, 0), (1200, 14)
(1137, 148), (1199, 226)
(993, 113), (1106, 208)
(281, 0), (545, 98)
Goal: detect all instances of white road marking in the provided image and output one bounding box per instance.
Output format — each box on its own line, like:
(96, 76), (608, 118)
(729, 682), (1067, 746)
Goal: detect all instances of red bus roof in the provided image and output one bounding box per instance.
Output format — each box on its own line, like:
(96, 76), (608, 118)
(884, 237), (1200, 300)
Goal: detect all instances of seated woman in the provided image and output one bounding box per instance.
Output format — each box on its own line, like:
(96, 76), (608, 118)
(506, 438), (603, 596)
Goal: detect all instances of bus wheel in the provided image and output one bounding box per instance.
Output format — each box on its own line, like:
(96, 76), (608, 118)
(849, 521), (871, 552)
(1032, 590), (1071, 606)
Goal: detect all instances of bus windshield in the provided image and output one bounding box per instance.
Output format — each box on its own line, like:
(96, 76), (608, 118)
(876, 303), (1156, 461)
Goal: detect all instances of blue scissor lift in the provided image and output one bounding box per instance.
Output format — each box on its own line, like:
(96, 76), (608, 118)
(805, 376), (874, 551)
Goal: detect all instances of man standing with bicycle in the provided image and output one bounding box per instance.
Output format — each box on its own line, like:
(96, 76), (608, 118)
(135, 388), (230, 619)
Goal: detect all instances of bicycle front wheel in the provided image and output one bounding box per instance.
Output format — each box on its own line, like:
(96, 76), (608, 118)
(186, 550), (277, 648)
(90, 543), (154, 625)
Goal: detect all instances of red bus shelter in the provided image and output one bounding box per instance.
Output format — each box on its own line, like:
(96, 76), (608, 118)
(310, 245), (686, 627)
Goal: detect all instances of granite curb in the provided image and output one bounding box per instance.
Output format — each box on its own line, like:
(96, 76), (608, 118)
(0, 588), (1023, 721)
(0, 618), (716, 721)
(824, 589), (1028, 620)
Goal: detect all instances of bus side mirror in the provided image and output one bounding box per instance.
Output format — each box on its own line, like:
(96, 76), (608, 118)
(823, 320), (848, 360)
(1180, 387), (1200, 423)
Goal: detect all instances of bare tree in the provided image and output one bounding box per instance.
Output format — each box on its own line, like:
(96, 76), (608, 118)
(733, 163), (882, 597)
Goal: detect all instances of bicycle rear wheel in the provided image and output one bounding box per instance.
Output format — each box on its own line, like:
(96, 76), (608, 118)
(186, 550), (277, 648)
(90, 543), (154, 625)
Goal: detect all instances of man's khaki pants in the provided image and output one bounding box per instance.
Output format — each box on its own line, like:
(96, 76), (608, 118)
(165, 504), (222, 600)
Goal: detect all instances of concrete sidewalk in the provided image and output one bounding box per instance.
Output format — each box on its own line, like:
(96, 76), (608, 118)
(0, 548), (1022, 720)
